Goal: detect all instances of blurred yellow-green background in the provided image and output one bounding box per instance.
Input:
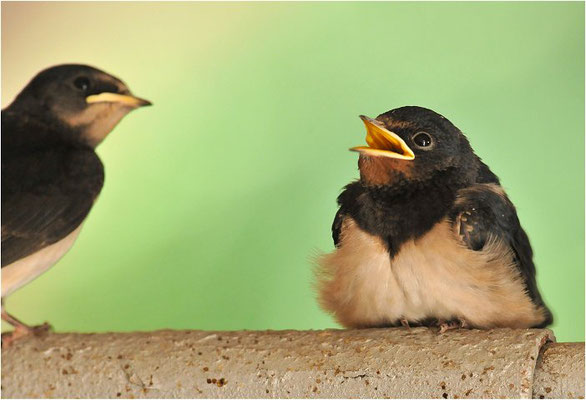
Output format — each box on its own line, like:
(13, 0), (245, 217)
(1, 2), (584, 342)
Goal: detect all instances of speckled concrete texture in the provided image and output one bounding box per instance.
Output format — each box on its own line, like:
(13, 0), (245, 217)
(532, 342), (585, 399)
(1, 328), (581, 399)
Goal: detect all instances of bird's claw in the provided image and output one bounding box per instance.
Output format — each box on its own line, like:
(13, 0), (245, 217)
(2, 322), (51, 348)
(438, 318), (468, 333)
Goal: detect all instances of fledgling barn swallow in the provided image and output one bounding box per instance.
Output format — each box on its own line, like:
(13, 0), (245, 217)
(1, 64), (151, 341)
(316, 106), (552, 331)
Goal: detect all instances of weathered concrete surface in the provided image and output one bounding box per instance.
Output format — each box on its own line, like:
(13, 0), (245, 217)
(533, 342), (585, 399)
(0, 328), (580, 399)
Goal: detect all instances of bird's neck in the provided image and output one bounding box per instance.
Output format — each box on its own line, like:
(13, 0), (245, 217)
(367, 166), (471, 204)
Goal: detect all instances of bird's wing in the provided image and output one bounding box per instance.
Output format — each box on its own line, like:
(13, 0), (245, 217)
(332, 208), (346, 247)
(449, 183), (552, 325)
(1, 148), (104, 266)
(332, 181), (364, 247)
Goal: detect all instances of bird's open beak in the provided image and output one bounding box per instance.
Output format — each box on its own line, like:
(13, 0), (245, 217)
(350, 115), (415, 160)
(86, 93), (152, 108)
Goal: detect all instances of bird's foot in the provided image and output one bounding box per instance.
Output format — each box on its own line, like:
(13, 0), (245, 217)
(1, 308), (51, 347)
(2, 322), (51, 347)
(438, 318), (468, 333)
(399, 317), (411, 329)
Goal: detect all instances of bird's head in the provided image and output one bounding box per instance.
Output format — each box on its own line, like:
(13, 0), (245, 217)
(8, 64), (151, 147)
(351, 106), (477, 186)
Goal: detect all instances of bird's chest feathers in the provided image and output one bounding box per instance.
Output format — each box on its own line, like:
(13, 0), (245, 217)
(317, 217), (538, 328)
(354, 185), (457, 256)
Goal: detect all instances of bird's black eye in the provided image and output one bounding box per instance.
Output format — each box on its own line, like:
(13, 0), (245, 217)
(73, 76), (91, 91)
(412, 132), (433, 149)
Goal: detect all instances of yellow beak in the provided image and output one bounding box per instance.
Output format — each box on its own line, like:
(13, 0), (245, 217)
(350, 115), (415, 160)
(86, 92), (152, 108)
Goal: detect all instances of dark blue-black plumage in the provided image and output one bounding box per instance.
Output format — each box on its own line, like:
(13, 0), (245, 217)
(1, 64), (150, 339)
(327, 106), (552, 328)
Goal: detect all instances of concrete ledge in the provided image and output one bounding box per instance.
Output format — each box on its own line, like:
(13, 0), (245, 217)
(1, 328), (583, 399)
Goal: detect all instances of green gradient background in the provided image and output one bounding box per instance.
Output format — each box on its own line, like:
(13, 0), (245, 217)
(1, 2), (584, 342)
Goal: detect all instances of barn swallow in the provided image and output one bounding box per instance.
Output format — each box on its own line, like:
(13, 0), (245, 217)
(1, 64), (151, 341)
(316, 106), (552, 331)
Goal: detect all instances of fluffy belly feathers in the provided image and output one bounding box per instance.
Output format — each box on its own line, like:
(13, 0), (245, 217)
(2, 225), (83, 298)
(316, 218), (546, 329)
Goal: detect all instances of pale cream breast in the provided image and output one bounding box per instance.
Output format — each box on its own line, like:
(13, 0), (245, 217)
(2, 225), (83, 298)
(315, 217), (547, 329)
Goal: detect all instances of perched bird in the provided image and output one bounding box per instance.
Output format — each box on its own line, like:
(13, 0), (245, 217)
(316, 106), (552, 331)
(2, 64), (151, 340)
